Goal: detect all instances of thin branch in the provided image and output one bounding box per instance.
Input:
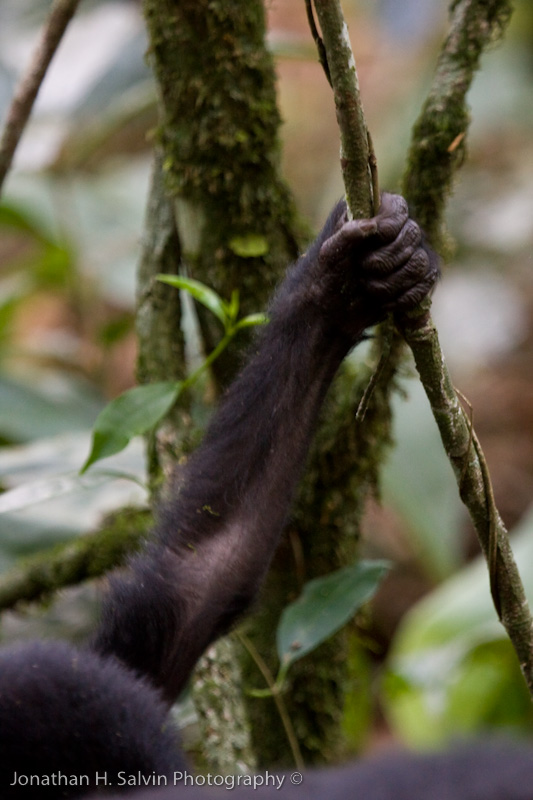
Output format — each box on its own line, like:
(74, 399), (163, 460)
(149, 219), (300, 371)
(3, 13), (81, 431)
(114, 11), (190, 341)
(395, 309), (529, 651)
(367, 130), (379, 216)
(309, 0), (533, 697)
(0, 0), (83, 195)
(312, 0), (373, 219)
(355, 318), (393, 423)
(305, 0), (332, 86)
(237, 632), (304, 771)
(399, 0), (530, 680)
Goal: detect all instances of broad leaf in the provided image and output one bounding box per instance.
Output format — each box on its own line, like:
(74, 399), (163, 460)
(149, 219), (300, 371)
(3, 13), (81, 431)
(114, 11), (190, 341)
(277, 560), (389, 668)
(81, 381), (181, 472)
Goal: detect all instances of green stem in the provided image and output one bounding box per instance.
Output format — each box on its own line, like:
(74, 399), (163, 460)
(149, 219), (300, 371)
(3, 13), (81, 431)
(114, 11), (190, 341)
(237, 632), (304, 770)
(181, 332), (235, 394)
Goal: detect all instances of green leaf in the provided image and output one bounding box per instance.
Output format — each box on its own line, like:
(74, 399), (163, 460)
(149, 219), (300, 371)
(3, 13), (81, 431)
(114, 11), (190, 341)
(277, 560), (389, 668)
(157, 275), (228, 325)
(81, 381), (181, 472)
(234, 313), (269, 330)
(228, 233), (269, 258)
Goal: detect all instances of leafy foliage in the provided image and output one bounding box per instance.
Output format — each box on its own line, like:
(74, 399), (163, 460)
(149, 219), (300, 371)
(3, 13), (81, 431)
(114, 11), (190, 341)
(81, 381), (181, 472)
(276, 560), (389, 678)
(384, 506), (533, 744)
(82, 277), (267, 472)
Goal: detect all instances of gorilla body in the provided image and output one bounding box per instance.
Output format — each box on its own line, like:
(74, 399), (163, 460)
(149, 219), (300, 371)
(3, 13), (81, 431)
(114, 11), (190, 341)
(0, 195), (529, 799)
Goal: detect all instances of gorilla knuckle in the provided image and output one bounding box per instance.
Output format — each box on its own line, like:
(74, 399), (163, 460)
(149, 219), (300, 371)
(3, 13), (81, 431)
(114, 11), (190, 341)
(401, 219), (422, 249)
(362, 250), (395, 275)
(409, 247), (431, 275)
(383, 191), (408, 217)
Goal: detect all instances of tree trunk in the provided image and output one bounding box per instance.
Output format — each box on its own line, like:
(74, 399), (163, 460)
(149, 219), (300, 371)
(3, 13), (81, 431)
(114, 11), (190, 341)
(139, 0), (383, 767)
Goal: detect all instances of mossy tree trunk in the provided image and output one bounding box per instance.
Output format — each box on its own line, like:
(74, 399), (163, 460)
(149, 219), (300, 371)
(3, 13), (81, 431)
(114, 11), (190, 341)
(139, 0), (383, 768)
(142, 0), (301, 386)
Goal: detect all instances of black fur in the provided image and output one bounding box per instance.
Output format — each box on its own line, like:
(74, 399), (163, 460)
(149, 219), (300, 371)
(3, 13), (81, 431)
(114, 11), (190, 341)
(93, 742), (533, 800)
(1, 194), (525, 800)
(0, 640), (185, 796)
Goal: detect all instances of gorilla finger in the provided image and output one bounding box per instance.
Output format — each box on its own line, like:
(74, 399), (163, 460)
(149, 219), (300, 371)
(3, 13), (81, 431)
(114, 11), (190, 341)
(360, 219), (422, 276)
(326, 193), (409, 258)
(362, 248), (434, 299)
(321, 199), (349, 239)
(391, 275), (439, 312)
(372, 193), (410, 243)
(423, 243), (441, 282)
(320, 193), (412, 266)
(319, 217), (378, 265)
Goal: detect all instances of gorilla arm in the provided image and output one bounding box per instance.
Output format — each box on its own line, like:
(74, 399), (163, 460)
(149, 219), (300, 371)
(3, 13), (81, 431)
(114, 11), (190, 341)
(93, 194), (438, 704)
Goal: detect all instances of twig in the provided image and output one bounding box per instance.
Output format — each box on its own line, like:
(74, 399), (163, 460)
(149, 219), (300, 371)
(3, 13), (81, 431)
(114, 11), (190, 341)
(237, 632), (304, 770)
(312, 0), (373, 219)
(454, 386), (499, 614)
(0, 0), (83, 195)
(308, 0), (533, 697)
(355, 319), (393, 423)
(367, 130), (379, 216)
(395, 310), (513, 629)
(399, 0), (527, 672)
(305, 0), (332, 86)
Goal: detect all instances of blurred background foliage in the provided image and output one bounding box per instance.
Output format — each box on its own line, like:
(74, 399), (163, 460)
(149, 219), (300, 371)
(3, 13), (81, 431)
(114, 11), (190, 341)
(1, 0), (533, 756)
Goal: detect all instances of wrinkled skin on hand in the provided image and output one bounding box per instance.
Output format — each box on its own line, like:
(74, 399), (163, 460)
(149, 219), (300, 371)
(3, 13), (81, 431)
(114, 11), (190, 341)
(315, 192), (439, 339)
